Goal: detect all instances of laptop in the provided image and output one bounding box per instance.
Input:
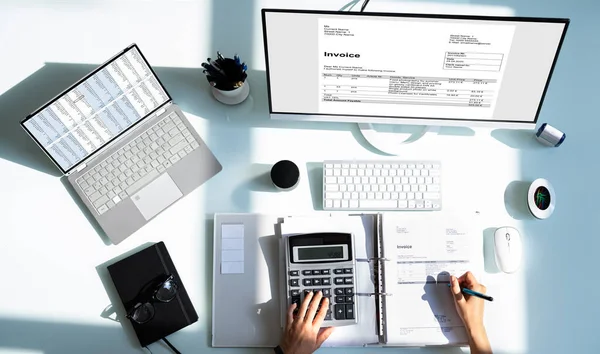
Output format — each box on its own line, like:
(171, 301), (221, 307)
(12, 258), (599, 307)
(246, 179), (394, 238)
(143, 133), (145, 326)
(20, 44), (222, 244)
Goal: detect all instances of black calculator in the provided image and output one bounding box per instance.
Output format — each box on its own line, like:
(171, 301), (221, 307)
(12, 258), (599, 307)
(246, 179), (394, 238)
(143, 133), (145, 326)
(285, 232), (358, 327)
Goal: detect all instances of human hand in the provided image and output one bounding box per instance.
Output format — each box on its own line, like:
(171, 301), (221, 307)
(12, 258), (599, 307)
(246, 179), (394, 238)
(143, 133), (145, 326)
(450, 272), (486, 331)
(279, 291), (335, 354)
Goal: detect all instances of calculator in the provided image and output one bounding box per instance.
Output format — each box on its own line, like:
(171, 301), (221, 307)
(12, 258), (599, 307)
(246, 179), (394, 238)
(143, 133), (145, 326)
(284, 232), (358, 327)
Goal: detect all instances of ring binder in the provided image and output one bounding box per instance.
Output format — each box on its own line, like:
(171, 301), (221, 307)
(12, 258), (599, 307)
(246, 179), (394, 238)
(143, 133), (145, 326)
(356, 292), (392, 297)
(356, 257), (390, 262)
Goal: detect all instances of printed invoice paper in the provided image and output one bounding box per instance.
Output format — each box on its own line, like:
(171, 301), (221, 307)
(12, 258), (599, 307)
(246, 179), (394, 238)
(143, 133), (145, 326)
(380, 212), (483, 345)
(318, 17), (515, 120)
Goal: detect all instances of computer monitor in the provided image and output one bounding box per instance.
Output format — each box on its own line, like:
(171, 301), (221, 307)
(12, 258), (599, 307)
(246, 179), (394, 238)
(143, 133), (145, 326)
(262, 10), (569, 129)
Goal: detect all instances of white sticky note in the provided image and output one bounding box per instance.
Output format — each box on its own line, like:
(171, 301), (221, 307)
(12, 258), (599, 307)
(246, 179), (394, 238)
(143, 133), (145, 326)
(222, 249), (244, 262)
(221, 224), (245, 274)
(222, 238), (244, 250)
(222, 261), (244, 274)
(222, 224), (244, 239)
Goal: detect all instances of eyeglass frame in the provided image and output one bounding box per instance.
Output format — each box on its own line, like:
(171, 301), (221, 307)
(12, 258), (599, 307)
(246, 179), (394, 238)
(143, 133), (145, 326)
(125, 274), (179, 324)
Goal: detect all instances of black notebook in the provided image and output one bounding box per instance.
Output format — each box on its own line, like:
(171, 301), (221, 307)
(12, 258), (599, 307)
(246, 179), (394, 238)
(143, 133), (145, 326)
(108, 242), (198, 347)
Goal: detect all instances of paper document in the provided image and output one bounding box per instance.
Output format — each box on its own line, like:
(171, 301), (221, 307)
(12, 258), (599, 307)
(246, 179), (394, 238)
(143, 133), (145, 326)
(318, 17), (515, 120)
(381, 212), (482, 345)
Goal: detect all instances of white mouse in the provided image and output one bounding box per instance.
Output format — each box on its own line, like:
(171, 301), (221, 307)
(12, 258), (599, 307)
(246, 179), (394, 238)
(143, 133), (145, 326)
(494, 227), (522, 273)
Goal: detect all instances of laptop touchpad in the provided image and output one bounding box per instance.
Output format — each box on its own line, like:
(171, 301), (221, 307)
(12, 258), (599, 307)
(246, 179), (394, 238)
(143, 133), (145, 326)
(131, 173), (183, 220)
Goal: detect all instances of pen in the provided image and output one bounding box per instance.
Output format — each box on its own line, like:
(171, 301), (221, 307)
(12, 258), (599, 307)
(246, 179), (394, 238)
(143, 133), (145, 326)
(447, 283), (494, 302)
(216, 51), (225, 60)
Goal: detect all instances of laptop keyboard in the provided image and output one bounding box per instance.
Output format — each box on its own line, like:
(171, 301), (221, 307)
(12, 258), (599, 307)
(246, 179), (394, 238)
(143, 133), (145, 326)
(76, 112), (200, 215)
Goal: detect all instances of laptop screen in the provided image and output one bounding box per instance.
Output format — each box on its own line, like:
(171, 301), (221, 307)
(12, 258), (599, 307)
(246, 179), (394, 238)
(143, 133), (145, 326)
(21, 45), (170, 173)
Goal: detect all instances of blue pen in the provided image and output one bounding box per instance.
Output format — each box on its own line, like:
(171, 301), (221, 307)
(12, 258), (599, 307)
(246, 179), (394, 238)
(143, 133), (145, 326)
(447, 283), (494, 302)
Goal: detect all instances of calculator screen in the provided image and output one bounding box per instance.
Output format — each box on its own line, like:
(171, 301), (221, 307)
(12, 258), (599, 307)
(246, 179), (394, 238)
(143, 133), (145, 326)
(293, 244), (348, 262)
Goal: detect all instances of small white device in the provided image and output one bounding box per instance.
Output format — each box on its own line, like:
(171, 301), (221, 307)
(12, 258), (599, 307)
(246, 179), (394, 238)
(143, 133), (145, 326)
(285, 232), (358, 327)
(322, 160), (441, 211)
(494, 227), (523, 273)
(528, 178), (556, 219)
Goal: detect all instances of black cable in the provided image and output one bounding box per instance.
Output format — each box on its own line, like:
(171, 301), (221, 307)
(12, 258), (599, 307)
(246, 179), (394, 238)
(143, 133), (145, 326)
(162, 337), (182, 354)
(360, 0), (371, 12)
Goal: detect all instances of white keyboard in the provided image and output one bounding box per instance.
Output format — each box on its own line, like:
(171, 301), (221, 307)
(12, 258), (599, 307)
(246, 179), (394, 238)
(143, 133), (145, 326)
(76, 112), (200, 215)
(323, 160), (442, 211)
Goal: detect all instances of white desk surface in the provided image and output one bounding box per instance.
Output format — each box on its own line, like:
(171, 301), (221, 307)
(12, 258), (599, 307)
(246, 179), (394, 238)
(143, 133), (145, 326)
(0, 0), (598, 353)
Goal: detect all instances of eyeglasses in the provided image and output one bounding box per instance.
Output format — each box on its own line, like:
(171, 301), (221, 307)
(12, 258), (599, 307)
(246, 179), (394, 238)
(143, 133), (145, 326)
(126, 274), (179, 324)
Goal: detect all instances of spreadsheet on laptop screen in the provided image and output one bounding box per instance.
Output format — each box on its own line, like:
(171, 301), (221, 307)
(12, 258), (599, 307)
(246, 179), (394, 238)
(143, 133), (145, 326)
(22, 46), (169, 172)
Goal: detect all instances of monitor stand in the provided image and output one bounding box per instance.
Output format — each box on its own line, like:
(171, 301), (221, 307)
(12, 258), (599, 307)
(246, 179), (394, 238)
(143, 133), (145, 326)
(358, 123), (440, 155)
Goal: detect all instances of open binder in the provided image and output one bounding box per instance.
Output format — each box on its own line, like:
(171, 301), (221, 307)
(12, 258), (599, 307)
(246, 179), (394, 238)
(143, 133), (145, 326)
(212, 212), (482, 347)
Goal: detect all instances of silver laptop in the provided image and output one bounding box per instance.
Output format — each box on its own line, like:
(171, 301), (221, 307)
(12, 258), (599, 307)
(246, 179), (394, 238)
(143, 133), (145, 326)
(20, 44), (222, 244)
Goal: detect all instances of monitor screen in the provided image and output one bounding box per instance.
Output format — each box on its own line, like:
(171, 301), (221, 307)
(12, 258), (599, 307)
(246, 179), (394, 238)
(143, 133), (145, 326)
(21, 45), (170, 173)
(262, 10), (568, 128)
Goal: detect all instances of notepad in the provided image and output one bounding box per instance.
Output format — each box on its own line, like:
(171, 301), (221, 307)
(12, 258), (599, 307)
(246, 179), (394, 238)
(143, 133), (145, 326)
(221, 224), (244, 274)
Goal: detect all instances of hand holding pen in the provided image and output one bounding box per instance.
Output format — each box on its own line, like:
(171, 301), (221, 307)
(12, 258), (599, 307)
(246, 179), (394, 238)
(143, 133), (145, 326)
(449, 272), (493, 353)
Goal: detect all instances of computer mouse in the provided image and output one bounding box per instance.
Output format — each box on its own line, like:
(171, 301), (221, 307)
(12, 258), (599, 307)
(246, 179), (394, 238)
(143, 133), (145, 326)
(494, 227), (522, 273)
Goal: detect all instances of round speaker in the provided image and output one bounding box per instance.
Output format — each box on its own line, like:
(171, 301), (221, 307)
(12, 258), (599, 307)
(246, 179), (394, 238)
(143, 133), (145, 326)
(270, 160), (300, 191)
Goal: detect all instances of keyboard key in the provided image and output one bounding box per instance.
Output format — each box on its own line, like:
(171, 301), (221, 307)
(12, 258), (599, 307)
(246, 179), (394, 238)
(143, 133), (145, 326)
(335, 288), (344, 295)
(322, 288), (331, 297)
(125, 169), (160, 196)
(344, 277), (353, 285)
(335, 296), (345, 303)
(334, 269), (344, 274)
(303, 279), (312, 286)
(343, 268), (353, 274)
(334, 278), (344, 285)
(97, 204), (109, 215)
(290, 279), (299, 287)
(345, 296), (354, 303)
(312, 279), (322, 286)
(290, 289), (300, 297)
(112, 196), (121, 204)
(106, 201), (115, 209)
(302, 270), (312, 276)
(312, 270), (321, 275)
(169, 155), (181, 164)
(322, 278), (331, 285)
(344, 288), (353, 295)
(289, 270), (299, 276)
(322, 269), (331, 275)
(359, 200), (397, 209)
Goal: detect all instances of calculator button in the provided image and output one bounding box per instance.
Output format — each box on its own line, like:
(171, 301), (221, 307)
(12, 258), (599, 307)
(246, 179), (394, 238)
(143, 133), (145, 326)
(291, 295), (301, 314)
(312, 270), (321, 275)
(289, 270), (299, 276)
(344, 288), (354, 295)
(312, 278), (322, 286)
(290, 279), (299, 287)
(345, 296), (354, 303)
(334, 269), (344, 274)
(302, 270), (313, 276)
(334, 304), (346, 320)
(344, 277), (353, 285)
(303, 279), (312, 286)
(290, 289), (300, 296)
(343, 268), (353, 274)
(334, 288), (344, 295)
(322, 288), (331, 297)
(322, 278), (331, 285)
(345, 304), (355, 319)
(335, 296), (345, 303)
(322, 269), (331, 275)
(334, 278), (344, 285)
